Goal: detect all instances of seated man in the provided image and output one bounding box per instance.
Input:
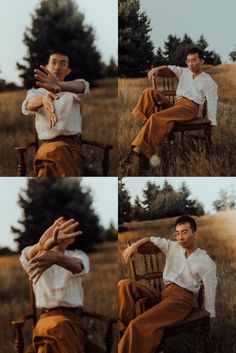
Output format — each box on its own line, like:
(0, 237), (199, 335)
(122, 47), (218, 174)
(22, 48), (89, 177)
(118, 215), (217, 353)
(20, 216), (89, 353)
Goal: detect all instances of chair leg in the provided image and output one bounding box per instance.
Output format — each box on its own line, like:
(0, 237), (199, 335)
(203, 328), (210, 353)
(205, 125), (212, 154)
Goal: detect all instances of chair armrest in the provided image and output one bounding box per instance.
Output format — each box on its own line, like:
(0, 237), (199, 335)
(81, 139), (113, 176)
(14, 142), (38, 176)
(83, 310), (117, 353)
(12, 313), (35, 353)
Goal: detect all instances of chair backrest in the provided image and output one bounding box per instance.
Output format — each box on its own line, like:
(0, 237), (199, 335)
(152, 67), (207, 119)
(152, 68), (178, 106)
(128, 241), (165, 294)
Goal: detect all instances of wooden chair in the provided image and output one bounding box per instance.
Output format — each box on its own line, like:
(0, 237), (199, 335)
(12, 280), (116, 353)
(128, 240), (211, 353)
(15, 117), (113, 176)
(152, 67), (212, 152)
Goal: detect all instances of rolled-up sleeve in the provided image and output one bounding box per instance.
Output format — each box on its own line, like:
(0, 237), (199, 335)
(201, 263), (217, 317)
(19, 246), (32, 273)
(168, 65), (183, 79)
(74, 79), (90, 101)
(22, 89), (39, 116)
(204, 81), (218, 126)
(69, 250), (90, 277)
(149, 236), (171, 255)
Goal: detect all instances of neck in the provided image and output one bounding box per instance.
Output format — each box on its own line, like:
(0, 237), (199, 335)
(185, 244), (197, 258)
(191, 69), (202, 78)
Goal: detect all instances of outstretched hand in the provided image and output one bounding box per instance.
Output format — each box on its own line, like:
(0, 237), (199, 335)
(34, 65), (61, 93)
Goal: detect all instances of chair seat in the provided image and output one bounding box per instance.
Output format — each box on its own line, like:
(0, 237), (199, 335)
(175, 118), (211, 127)
(165, 307), (210, 336)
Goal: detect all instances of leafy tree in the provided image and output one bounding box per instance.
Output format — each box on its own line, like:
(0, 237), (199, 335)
(11, 178), (102, 252)
(119, 0), (154, 77)
(17, 0), (102, 88)
(103, 57), (118, 77)
(118, 179), (132, 224)
(213, 185), (236, 211)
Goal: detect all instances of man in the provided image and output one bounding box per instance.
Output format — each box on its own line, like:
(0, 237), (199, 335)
(122, 48), (218, 174)
(22, 49), (89, 176)
(20, 216), (89, 353)
(118, 215), (217, 353)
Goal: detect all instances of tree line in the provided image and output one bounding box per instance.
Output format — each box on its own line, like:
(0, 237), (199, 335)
(119, 0), (235, 77)
(119, 180), (236, 225)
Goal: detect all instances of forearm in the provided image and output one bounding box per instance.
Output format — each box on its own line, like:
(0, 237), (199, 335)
(56, 252), (84, 274)
(27, 95), (44, 111)
(26, 243), (42, 260)
(59, 80), (86, 94)
(133, 237), (150, 248)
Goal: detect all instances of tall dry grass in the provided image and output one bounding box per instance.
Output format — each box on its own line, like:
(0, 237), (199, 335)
(0, 78), (117, 176)
(118, 63), (236, 176)
(0, 242), (117, 353)
(118, 211), (236, 353)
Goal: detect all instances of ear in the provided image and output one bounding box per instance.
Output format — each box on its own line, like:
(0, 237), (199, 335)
(193, 231), (199, 239)
(66, 67), (71, 76)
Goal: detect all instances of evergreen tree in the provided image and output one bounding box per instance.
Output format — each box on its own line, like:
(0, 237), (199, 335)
(17, 0), (102, 88)
(119, 0), (154, 77)
(132, 196), (145, 220)
(155, 34), (221, 66)
(11, 178), (102, 252)
(142, 181), (160, 212)
(118, 179), (132, 224)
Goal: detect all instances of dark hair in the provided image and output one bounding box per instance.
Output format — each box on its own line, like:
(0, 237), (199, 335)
(48, 48), (70, 64)
(175, 215), (197, 232)
(187, 47), (205, 60)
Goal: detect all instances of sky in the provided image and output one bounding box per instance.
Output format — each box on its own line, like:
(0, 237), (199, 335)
(123, 177), (236, 213)
(140, 0), (235, 63)
(0, 0), (118, 84)
(0, 177), (117, 250)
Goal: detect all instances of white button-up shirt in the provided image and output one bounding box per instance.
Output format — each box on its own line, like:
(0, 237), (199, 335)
(168, 65), (218, 126)
(150, 237), (217, 318)
(20, 247), (89, 309)
(22, 79), (89, 140)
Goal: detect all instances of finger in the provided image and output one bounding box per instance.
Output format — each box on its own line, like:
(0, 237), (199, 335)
(39, 65), (51, 75)
(53, 217), (64, 227)
(34, 68), (49, 78)
(60, 221), (79, 235)
(59, 219), (75, 230)
(58, 230), (82, 241)
(53, 227), (59, 242)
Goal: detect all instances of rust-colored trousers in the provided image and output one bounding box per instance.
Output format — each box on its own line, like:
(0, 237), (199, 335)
(131, 88), (199, 158)
(33, 308), (86, 353)
(118, 279), (193, 353)
(34, 136), (85, 177)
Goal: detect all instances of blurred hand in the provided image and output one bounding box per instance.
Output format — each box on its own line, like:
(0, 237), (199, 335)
(34, 65), (61, 93)
(41, 92), (59, 128)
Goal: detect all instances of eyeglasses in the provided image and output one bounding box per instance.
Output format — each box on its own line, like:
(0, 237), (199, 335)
(175, 230), (192, 238)
(185, 58), (200, 64)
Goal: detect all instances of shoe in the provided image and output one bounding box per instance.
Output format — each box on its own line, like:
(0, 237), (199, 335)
(120, 150), (150, 176)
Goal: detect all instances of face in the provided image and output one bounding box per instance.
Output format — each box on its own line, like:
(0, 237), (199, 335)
(185, 53), (204, 74)
(175, 222), (197, 249)
(46, 53), (71, 81)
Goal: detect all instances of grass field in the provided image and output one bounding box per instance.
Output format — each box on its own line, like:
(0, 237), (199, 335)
(118, 211), (236, 353)
(118, 63), (236, 176)
(0, 78), (117, 176)
(0, 242), (117, 353)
